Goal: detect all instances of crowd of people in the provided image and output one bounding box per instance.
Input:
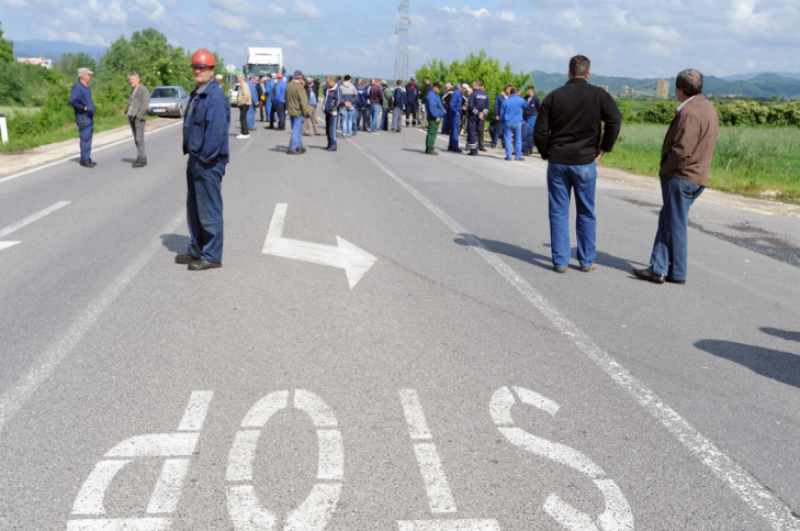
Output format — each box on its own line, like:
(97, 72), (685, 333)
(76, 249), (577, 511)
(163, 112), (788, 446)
(68, 52), (718, 282)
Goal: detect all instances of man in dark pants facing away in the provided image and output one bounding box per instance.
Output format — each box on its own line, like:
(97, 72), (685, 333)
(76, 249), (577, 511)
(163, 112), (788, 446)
(324, 76), (341, 151)
(405, 77), (419, 127)
(175, 49), (230, 271)
(534, 55), (621, 274)
(466, 79), (489, 156)
(633, 69), (719, 285)
(424, 82), (444, 155)
(69, 67), (96, 168)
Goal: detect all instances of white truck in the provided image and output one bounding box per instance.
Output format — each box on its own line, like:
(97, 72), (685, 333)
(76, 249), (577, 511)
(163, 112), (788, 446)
(244, 47), (283, 79)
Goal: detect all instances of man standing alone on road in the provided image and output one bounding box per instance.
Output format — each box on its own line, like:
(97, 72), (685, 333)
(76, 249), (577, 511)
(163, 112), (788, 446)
(424, 81), (444, 155)
(534, 55), (621, 273)
(633, 69), (719, 285)
(125, 72), (149, 168)
(176, 49), (230, 271)
(286, 70), (310, 155)
(69, 67), (96, 168)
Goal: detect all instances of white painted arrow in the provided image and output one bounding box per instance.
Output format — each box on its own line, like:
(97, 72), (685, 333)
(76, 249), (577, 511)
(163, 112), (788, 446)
(0, 201), (70, 252)
(262, 203), (377, 289)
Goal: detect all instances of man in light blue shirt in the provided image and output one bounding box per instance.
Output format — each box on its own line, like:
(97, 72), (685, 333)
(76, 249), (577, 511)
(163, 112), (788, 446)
(499, 87), (527, 161)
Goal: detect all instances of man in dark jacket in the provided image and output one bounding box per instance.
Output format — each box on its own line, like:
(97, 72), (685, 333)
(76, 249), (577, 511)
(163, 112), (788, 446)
(490, 86), (510, 148)
(424, 82), (444, 155)
(534, 55), (621, 273)
(69, 67), (96, 168)
(356, 78), (369, 131)
(405, 77), (419, 127)
(466, 80), (489, 156)
(633, 69), (719, 285)
(392, 80), (407, 132)
(368, 79), (383, 133)
(177, 49), (230, 271)
(523, 85), (541, 130)
(324, 76), (341, 151)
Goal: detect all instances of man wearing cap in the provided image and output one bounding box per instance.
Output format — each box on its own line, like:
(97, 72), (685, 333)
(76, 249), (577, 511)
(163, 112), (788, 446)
(176, 49), (230, 271)
(270, 73), (287, 130)
(466, 79), (489, 156)
(286, 70), (310, 155)
(392, 80), (406, 132)
(215, 74), (224, 92)
(405, 77), (419, 127)
(69, 67), (96, 168)
(125, 71), (149, 168)
(424, 81), (444, 155)
(447, 82), (463, 152)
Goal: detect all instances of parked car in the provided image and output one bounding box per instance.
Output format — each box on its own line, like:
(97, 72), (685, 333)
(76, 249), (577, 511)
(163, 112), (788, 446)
(148, 86), (190, 118)
(228, 83), (239, 107)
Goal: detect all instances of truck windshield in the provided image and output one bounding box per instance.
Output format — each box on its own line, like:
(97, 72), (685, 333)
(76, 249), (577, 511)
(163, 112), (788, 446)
(247, 65), (279, 77)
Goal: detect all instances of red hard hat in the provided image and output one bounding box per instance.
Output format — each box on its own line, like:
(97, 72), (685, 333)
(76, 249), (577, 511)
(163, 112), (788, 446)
(190, 49), (216, 68)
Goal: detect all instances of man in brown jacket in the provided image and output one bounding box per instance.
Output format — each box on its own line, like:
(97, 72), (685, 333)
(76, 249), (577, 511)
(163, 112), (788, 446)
(126, 72), (149, 167)
(633, 69), (719, 285)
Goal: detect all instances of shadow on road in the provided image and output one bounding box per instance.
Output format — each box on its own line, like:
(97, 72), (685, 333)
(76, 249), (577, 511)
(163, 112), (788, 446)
(160, 233), (190, 254)
(694, 339), (800, 389)
(760, 327), (800, 343)
(454, 234), (642, 274)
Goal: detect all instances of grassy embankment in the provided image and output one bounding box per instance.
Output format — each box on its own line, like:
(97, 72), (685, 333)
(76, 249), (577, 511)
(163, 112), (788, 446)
(602, 123), (800, 200)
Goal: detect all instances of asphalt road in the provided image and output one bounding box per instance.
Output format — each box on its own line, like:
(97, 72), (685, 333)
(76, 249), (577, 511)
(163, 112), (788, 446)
(1, 113), (799, 531)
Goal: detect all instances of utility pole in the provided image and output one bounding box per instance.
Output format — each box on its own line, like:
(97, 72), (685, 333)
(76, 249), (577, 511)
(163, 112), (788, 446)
(394, 0), (410, 83)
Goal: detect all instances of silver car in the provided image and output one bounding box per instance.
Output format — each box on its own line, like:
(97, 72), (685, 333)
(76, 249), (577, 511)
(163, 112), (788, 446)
(229, 83), (239, 107)
(148, 86), (190, 118)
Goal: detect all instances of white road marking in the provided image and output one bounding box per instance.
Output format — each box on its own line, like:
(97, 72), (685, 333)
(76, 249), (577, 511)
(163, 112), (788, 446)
(0, 210), (185, 435)
(0, 200), (70, 251)
(351, 141), (800, 531)
(397, 520), (501, 531)
(227, 390), (344, 531)
(491, 387), (634, 531)
(0, 121), (183, 185)
(69, 391), (212, 528)
(399, 389), (432, 440)
(262, 203), (377, 289)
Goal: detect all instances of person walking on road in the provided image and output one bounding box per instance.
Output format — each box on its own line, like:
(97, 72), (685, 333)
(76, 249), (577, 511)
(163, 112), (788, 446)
(69, 67), (96, 168)
(286, 70), (310, 155)
(633, 69), (719, 285)
(235, 74), (252, 139)
(270, 73), (287, 130)
(424, 81), (444, 155)
(392, 80), (407, 132)
(500, 87), (527, 161)
(125, 72), (149, 168)
(534, 55), (622, 274)
(324, 76), (341, 151)
(303, 77), (323, 136)
(447, 83), (463, 152)
(466, 79), (489, 156)
(176, 49), (230, 271)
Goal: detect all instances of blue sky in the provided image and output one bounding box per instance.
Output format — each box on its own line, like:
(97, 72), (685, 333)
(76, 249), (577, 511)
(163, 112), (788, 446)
(2, 0), (799, 79)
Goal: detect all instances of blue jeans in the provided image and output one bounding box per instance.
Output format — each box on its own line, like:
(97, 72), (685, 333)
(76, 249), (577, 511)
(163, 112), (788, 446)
(289, 115), (305, 151)
(186, 155), (225, 263)
(547, 162), (597, 268)
(247, 105), (255, 130)
(448, 112), (461, 150)
(265, 100), (272, 124)
(76, 115), (93, 162)
(358, 107), (369, 130)
(370, 104), (381, 131)
(491, 119), (504, 146)
(526, 116), (537, 130)
(341, 107), (355, 135)
(326, 113), (338, 149)
(650, 176), (704, 280)
(503, 122), (522, 159)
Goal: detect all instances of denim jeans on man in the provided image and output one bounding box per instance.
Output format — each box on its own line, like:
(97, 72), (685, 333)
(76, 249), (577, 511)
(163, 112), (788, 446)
(341, 106), (355, 136)
(326, 114), (338, 150)
(289, 115), (305, 152)
(247, 104), (255, 130)
(503, 121), (522, 159)
(77, 115), (93, 162)
(186, 155), (225, 263)
(649, 175), (704, 281)
(547, 162), (597, 269)
(370, 104), (381, 132)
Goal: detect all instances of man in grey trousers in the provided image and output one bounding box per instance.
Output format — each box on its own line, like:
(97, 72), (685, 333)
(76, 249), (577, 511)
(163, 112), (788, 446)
(126, 72), (149, 168)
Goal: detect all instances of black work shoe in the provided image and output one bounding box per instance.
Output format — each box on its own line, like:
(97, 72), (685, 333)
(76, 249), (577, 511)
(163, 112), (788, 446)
(666, 276), (687, 285)
(299, 147), (307, 154)
(553, 266), (568, 273)
(188, 260), (222, 271)
(132, 159), (147, 168)
(89, 159), (98, 167)
(478, 146), (487, 152)
(632, 267), (665, 284)
(175, 254), (199, 265)
(80, 161), (94, 168)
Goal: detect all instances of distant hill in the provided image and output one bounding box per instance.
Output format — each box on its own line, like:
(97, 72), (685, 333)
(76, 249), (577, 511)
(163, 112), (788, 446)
(724, 72), (800, 81)
(13, 40), (107, 62)
(528, 70), (800, 99)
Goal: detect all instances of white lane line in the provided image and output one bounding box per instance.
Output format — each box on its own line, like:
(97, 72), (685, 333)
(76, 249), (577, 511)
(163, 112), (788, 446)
(0, 121), (183, 185)
(399, 389), (433, 440)
(177, 390), (214, 431)
(413, 443), (458, 514)
(353, 141), (800, 531)
(397, 520), (501, 531)
(0, 200), (70, 239)
(0, 209), (186, 435)
(146, 458), (191, 514)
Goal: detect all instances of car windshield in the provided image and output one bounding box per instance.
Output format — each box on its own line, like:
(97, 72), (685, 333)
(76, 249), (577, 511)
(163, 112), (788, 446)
(151, 88), (180, 99)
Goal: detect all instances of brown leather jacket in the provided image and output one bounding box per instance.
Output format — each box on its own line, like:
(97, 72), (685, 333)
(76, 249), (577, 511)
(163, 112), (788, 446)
(660, 94), (719, 187)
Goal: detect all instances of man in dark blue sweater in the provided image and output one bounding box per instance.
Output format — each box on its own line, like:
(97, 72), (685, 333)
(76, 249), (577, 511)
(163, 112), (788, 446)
(534, 55), (621, 274)
(68, 68), (96, 168)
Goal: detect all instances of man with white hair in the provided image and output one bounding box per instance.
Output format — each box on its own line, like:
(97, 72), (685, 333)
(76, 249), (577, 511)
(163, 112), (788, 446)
(69, 67), (96, 168)
(125, 71), (149, 167)
(235, 74), (252, 139)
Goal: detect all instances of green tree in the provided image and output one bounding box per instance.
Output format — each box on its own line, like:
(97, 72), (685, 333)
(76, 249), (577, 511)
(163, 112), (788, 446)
(0, 21), (14, 62)
(56, 53), (98, 76)
(415, 50), (529, 119)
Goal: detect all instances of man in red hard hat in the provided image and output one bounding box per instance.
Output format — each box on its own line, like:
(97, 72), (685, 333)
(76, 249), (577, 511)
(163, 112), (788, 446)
(174, 48), (231, 271)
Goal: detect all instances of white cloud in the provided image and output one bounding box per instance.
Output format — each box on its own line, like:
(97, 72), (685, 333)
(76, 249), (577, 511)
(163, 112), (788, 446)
(206, 0), (254, 16)
(498, 10), (516, 23)
(213, 9), (249, 31)
(132, 0), (164, 21)
(85, 0), (127, 23)
(540, 42), (575, 60)
(462, 7), (490, 18)
(268, 4), (285, 15)
(438, 7), (457, 14)
(248, 31), (266, 41)
(732, 0), (755, 18)
(293, 0), (323, 19)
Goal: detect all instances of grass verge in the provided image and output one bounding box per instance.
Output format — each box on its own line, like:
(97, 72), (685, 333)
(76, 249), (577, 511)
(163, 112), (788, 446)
(602, 124), (800, 201)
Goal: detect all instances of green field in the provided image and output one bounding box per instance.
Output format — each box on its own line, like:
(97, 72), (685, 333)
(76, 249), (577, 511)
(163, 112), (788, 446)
(0, 105), (39, 116)
(602, 123), (800, 200)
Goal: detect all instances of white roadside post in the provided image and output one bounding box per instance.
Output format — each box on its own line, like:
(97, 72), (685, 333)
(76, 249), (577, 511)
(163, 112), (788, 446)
(0, 114), (8, 144)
